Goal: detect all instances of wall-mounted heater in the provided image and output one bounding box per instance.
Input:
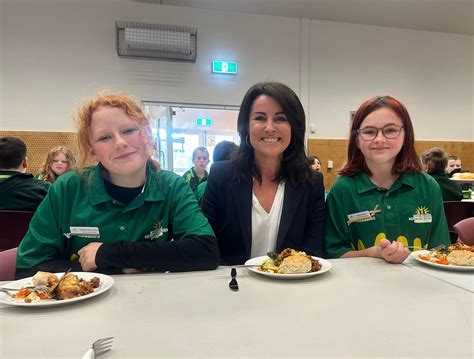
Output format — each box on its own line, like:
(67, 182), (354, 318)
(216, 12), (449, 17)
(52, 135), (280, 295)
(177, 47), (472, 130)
(115, 21), (197, 62)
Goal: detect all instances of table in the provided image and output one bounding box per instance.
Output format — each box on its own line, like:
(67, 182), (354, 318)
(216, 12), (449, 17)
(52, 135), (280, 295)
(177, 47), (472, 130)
(1, 258), (472, 358)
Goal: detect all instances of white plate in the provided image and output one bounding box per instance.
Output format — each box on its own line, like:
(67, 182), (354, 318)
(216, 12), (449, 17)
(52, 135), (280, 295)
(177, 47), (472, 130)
(411, 250), (474, 272)
(0, 272), (114, 307)
(245, 255), (332, 279)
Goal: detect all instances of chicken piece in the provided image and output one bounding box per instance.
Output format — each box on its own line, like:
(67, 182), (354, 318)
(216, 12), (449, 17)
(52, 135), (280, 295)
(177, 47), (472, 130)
(278, 254), (312, 274)
(56, 274), (99, 300)
(447, 250), (474, 266)
(32, 271), (58, 287)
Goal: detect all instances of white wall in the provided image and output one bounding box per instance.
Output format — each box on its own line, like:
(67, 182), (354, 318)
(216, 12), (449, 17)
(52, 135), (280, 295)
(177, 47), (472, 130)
(0, 0), (473, 141)
(309, 21), (473, 140)
(0, 0), (301, 131)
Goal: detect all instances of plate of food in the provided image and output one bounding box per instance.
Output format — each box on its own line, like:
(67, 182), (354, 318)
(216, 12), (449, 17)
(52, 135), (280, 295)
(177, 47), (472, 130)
(245, 248), (332, 279)
(450, 173), (474, 183)
(0, 271), (114, 307)
(411, 242), (474, 271)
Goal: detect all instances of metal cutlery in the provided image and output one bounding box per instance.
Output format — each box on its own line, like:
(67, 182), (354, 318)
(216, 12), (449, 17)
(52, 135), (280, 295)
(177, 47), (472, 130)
(0, 286), (48, 294)
(50, 268), (72, 297)
(404, 244), (446, 251)
(229, 268), (239, 292)
(81, 337), (114, 359)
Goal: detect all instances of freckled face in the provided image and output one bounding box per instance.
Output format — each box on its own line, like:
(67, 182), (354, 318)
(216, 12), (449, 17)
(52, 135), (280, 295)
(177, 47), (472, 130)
(50, 153), (68, 176)
(248, 95), (291, 162)
(88, 106), (149, 185)
(357, 107), (405, 169)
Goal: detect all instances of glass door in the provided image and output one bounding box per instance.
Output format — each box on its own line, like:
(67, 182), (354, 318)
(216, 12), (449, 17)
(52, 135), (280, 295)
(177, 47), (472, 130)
(142, 102), (239, 174)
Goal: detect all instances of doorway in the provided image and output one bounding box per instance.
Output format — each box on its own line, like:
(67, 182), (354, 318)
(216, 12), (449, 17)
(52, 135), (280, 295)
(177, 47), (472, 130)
(142, 102), (240, 174)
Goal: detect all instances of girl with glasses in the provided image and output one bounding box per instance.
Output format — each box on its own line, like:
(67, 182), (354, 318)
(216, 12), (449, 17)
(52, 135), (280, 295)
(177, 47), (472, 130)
(37, 146), (77, 183)
(324, 96), (450, 263)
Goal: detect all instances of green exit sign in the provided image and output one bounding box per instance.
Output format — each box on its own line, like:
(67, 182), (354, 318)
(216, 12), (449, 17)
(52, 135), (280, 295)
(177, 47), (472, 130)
(212, 61), (237, 74)
(196, 118), (212, 126)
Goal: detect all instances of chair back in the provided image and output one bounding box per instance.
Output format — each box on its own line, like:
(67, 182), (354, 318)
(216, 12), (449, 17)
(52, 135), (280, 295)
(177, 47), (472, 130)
(443, 201), (474, 231)
(0, 247), (18, 281)
(453, 217), (474, 245)
(0, 210), (34, 251)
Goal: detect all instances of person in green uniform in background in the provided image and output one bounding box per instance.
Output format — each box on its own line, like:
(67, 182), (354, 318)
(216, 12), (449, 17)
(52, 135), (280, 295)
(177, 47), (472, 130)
(324, 96), (450, 263)
(182, 146), (209, 193)
(421, 147), (463, 201)
(0, 136), (49, 210)
(195, 140), (238, 204)
(16, 90), (219, 278)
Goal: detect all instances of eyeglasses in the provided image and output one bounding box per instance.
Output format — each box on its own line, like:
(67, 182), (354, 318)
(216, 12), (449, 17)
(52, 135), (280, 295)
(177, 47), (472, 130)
(356, 124), (404, 141)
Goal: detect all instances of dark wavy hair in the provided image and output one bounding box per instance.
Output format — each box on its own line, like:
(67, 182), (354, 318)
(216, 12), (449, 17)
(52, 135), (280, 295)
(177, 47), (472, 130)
(234, 82), (312, 185)
(339, 95), (421, 176)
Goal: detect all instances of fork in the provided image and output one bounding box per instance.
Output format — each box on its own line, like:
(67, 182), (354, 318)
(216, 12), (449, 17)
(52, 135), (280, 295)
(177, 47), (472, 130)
(404, 244), (446, 251)
(81, 337), (114, 359)
(0, 285), (48, 294)
(229, 268), (239, 292)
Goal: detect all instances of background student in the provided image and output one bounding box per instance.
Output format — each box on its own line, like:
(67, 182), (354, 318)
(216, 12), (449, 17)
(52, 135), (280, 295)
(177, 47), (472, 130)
(0, 136), (49, 210)
(182, 146), (210, 193)
(421, 147), (463, 201)
(36, 145), (77, 183)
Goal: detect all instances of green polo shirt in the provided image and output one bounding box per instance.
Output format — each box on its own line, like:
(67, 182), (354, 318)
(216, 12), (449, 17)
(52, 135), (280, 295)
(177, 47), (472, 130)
(324, 171), (450, 258)
(182, 167), (208, 193)
(17, 164), (215, 269)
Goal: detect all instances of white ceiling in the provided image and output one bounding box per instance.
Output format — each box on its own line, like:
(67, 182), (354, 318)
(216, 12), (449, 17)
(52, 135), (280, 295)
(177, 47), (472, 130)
(136, 0), (474, 36)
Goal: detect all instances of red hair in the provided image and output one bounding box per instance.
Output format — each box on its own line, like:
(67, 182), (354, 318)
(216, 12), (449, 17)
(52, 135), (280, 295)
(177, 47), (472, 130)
(74, 90), (158, 170)
(339, 96), (421, 176)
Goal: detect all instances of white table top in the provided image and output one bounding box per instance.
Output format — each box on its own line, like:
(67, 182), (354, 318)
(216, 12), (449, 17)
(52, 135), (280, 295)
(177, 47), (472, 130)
(403, 255), (474, 292)
(1, 258), (473, 358)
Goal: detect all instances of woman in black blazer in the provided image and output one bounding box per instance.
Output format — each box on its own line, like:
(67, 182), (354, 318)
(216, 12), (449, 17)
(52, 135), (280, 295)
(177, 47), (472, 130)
(202, 82), (325, 265)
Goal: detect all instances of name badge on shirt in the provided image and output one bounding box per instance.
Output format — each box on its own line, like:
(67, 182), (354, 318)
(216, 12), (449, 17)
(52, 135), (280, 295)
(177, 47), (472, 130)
(347, 205), (382, 225)
(64, 226), (101, 239)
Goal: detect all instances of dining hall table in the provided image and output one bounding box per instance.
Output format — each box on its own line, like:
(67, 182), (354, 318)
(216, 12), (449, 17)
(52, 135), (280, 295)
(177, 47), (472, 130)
(0, 257), (472, 358)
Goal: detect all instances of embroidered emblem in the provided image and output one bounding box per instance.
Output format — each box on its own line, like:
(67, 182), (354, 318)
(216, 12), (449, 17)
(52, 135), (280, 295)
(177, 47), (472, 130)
(145, 219), (169, 240)
(347, 205), (382, 225)
(409, 206), (432, 223)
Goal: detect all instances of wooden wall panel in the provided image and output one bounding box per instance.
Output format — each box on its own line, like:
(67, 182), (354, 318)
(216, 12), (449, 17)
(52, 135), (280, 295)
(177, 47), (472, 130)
(0, 131), (80, 175)
(308, 138), (474, 189)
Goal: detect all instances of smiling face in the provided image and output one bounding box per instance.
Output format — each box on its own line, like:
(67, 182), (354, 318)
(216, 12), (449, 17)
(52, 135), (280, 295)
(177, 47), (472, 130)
(357, 107), (405, 171)
(248, 95), (291, 163)
(50, 153), (69, 176)
(88, 106), (150, 186)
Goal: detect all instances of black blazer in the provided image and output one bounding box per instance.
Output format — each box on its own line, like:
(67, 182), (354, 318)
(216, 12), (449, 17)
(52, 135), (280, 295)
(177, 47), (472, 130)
(201, 160), (326, 265)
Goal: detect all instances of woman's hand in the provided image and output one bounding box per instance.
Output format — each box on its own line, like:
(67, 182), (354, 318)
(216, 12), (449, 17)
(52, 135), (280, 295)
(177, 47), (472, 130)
(78, 242), (103, 271)
(378, 239), (410, 264)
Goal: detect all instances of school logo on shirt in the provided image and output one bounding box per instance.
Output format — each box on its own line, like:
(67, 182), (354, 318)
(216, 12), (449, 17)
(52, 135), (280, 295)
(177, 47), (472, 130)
(145, 219), (168, 240)
(409, 206), (432, 223)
